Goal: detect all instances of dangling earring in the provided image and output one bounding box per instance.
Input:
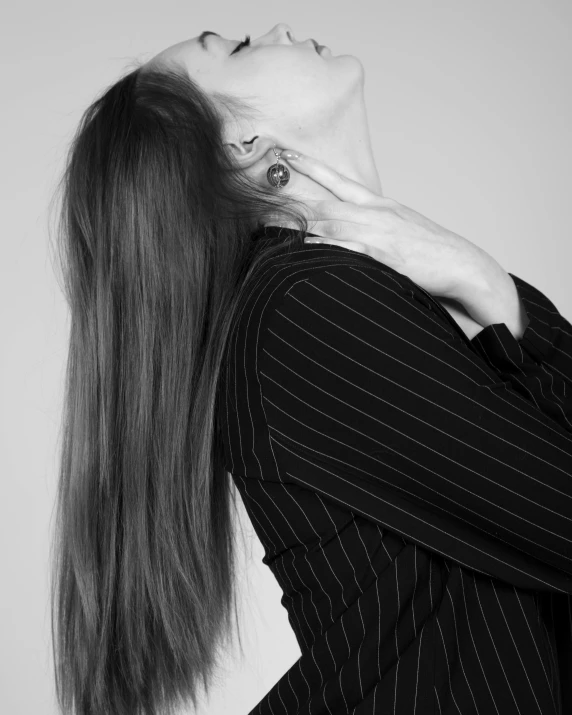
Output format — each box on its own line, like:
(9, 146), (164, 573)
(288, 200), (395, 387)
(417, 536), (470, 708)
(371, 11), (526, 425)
(266, 144), (291, 188)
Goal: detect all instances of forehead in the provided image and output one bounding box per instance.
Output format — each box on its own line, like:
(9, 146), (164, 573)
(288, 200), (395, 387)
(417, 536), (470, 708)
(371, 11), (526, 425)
(147, 36), (207, 72)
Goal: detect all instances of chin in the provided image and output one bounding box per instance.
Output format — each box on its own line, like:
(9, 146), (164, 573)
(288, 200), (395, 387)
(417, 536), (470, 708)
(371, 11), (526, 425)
(347, 54), (365, 74)
(332, 51), (364, 71)
(333, 54), (365, 88)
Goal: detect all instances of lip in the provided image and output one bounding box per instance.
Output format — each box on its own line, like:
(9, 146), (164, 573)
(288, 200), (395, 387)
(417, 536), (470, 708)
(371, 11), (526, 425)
(309, 39), (328, 54)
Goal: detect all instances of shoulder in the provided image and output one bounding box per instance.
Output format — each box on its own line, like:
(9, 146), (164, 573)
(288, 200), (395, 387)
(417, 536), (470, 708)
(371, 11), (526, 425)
(255, 244), (420, 320)
(232, 243), (448, 366)
(255, 245), (472, 369)
(268, 247), (430, 329)
(283, 256), (412, 306)
(253, 246), (451, 360)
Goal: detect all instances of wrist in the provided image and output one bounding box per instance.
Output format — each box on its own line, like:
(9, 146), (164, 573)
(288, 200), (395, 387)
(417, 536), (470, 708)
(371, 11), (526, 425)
(453, 250), (530, 340)
(444, 237), (493, 301)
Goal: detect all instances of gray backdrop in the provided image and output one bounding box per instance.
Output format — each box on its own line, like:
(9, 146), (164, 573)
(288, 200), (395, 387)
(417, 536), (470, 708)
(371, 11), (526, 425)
(1, 1), (570, 713)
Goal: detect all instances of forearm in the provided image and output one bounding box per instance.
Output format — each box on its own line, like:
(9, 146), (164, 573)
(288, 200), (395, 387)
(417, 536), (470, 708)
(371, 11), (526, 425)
(453, 249), (530, 340)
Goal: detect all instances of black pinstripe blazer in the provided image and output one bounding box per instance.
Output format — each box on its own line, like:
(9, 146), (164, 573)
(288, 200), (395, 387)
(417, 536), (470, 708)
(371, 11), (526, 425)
(217, 225), (572, 714)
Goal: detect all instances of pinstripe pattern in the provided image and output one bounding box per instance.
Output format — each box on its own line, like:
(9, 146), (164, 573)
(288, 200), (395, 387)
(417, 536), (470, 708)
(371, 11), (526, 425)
(217, 226), (572, 714)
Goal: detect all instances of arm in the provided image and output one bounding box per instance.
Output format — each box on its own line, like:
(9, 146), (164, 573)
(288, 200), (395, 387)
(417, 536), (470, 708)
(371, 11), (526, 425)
(259, 258), (572, 594)
(429, 295), (484, 341)
(456, 256), (531, 340)
(466, 272), (572, 433)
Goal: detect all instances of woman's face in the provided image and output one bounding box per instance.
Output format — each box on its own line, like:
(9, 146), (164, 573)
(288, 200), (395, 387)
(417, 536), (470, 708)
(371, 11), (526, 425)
(146, 23), (363, 140)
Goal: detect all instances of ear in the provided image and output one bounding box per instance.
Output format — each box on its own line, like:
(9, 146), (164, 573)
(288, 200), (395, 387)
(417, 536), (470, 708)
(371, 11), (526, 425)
(225, 135), (277, 171)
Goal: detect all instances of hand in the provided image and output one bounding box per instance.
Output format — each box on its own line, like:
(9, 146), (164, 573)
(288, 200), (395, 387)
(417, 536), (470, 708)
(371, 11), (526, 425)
(280, 150), (488, 339)
(429, 296), (485, 341)
(281, 150), (491, 303)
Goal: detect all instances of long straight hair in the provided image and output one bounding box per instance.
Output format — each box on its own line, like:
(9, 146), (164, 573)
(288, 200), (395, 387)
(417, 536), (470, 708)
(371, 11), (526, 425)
(49, 61), (309, 715)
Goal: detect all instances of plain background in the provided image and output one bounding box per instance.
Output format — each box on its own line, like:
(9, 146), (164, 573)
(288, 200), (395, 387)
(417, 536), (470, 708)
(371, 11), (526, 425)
(1, 1), (570, 713)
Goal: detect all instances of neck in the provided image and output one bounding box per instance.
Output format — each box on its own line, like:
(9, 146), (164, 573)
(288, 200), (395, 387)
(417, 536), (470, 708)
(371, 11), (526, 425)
(280, 92), (383, 206)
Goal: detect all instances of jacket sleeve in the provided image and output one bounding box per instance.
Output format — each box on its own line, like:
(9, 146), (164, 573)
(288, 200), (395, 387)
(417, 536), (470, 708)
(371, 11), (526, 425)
(258, 258), (572, 594)
(469, 272), (572, 434)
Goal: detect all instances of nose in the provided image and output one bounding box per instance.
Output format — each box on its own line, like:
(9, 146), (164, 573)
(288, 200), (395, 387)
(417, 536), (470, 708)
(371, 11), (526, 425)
(268, 22), (295, 45)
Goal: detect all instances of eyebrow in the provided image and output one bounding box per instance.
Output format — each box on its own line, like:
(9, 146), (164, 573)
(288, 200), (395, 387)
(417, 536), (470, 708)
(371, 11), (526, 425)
(198, 31), (220, 51)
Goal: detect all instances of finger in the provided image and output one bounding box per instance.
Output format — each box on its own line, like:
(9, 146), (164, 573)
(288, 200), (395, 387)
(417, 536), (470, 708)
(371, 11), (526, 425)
(281, 150), (390, 207)
(301, 201), (392, 239)
(305, 237), (369, 254)
(303, 218), (374, 243)
(302, 199), (380, 225)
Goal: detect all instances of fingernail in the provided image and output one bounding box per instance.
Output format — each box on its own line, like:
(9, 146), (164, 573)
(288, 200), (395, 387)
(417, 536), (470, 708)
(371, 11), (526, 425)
(282, 150), (300, 160)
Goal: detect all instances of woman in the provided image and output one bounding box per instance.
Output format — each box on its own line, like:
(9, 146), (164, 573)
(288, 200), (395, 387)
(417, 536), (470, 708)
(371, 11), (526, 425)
(50, 22), (572, 715)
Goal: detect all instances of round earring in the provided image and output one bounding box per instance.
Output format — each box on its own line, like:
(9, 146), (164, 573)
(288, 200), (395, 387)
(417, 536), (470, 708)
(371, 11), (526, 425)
(266, 145), (291, 188)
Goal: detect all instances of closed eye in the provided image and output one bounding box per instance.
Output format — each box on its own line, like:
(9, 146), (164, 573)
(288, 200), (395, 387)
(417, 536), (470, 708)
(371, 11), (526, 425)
(230, 35), (251, 55)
